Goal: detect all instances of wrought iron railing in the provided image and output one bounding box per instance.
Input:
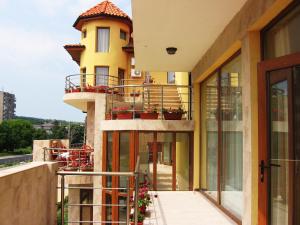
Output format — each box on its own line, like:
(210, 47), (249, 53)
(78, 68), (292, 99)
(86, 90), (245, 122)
(65, 74), (119, 93)
(57, 157), (141, 225)
(105, 84), (193, 120)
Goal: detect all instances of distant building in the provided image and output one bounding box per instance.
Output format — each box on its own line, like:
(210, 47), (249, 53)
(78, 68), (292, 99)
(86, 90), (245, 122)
(0, 91), (16, 122)
(33, 123), (55, 134)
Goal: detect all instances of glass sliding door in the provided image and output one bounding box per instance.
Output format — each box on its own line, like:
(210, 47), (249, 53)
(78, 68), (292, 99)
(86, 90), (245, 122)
(220, 55), (243, 219)
(200, 52), (243, 220)
(201, 73), (218, 200)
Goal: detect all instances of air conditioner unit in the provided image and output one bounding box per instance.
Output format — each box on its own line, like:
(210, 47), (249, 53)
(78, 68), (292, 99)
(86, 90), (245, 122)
(131, 69), (141, 77)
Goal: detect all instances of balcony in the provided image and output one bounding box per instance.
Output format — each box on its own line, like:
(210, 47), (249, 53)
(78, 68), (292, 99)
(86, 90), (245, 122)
(105, 84), (193, 121)
(0, 160), (237, 225)
(65, 74), (119, 94)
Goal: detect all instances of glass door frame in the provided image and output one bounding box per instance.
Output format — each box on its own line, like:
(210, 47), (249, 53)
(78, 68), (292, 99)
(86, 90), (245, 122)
(258, 52), (300, 225)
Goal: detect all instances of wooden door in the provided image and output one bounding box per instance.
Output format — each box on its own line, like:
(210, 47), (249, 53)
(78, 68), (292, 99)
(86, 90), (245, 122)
(258, 53), (300, 225)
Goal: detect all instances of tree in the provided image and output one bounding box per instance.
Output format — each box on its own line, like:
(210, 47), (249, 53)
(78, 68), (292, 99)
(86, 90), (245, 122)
(33, 129), (48, 140)
(69, 124), (85, 144)
(50, 120), (68, 139)
(0, 119), (34, 152)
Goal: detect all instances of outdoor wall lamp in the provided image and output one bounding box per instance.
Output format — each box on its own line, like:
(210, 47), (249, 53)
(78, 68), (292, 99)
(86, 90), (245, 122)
(166, 47), (177, 55)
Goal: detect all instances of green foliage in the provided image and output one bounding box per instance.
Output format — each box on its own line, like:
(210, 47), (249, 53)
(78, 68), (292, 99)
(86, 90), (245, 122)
(57, 197), (68, 225)
(0, 119), (34, 151)
(50, 120), (68, 139)
(69, 124), (84, 145)
(33, 128), (48, 140)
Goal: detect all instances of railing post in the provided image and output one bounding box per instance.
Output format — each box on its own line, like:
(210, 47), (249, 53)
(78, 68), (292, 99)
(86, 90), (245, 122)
(43, 147), (46, 161)
(78, 149), (81, 171)
(133, 87), (136, 120)
(61, 175), (65, 225)
(161, 86), (164, 120)
(126, 177), (130, 225)
(134, 173), (139, 225)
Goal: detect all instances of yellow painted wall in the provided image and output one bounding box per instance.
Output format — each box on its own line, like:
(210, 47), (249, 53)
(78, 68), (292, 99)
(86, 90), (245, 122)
(176, 133), (190, 190)
(79, 19), (131, 85)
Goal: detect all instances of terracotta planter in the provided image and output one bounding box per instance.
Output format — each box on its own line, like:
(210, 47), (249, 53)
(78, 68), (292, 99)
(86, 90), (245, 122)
(80, 166), (93, 171)
(140, 112), (158, 120)
(117, 112), (133, 120)
(105, 113), (117, 120)
(163, 112), (183, 120)
(130, 222), (143, 225)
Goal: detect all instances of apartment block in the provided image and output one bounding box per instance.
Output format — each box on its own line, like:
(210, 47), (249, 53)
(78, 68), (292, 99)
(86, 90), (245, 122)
(0, 91), (16, 122)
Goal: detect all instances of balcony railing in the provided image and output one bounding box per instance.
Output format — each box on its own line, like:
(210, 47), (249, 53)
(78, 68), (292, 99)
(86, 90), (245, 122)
(43, 145), (94, 171)
(105, 84), (193, 120)
(57, 157), (141, 225)
(65, 74), (119, 93)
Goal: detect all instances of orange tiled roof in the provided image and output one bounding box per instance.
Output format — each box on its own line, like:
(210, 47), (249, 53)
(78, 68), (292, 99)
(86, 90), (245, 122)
(73, 0), (131, 30)
(64, 44), (85, 48)
(64, 44), (85, 65)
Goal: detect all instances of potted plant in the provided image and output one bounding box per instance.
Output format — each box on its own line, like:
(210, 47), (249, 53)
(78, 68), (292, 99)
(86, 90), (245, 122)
(140, 106), (158, 119)
(64, 161), (79, 171)
(130, 212), (145, 225)
(105, 110), (117, 120)
(80, 162), (93, 171)
(114, 107), (133, 120)
(162, 106), (186, 120)
(130, 90), (141, 97)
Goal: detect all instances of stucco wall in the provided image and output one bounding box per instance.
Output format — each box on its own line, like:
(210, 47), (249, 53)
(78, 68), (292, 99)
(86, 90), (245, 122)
(0, 162), (58, 225)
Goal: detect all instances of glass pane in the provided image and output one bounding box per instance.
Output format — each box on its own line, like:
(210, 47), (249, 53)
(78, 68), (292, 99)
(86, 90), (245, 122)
(270, 79), (289, 225)
(105, 194), (112, 224)
(118, 196), (127, 223)
(167, 72), (175, 84)
(220, 55), (243, 219)
(95, 67), (109, 86)
(200, 73), (218, 200)
(97, 28), (110, 52)
(139, 132), (154, 189)
(294, 66), (300, 225)
(264, 4), (300, 59)
(176, 133), (190, 191)
(106, 132), (113, 188)
(119, 132), (130, 191)
(157, 133), (173, 191)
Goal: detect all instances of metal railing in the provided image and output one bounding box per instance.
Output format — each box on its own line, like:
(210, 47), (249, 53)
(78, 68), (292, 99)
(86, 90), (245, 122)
(105, 84), (193, 120)
(57, 157), (140, 225)
(65, 74), (119, 93)
(43, 146), (94, 171)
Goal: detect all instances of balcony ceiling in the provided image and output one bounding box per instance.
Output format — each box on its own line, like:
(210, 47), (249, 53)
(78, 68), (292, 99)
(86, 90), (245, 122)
(132, 0), (247, 72)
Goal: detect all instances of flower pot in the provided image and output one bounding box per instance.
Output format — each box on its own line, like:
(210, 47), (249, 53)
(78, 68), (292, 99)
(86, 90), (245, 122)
(80, 166), (93, 171)
(105, 113), (117, 120)
(140, 112), (158, 120)
(163, 112), (183, 120)
(117, 112), (133, 120)
(130, 222), (143, 225)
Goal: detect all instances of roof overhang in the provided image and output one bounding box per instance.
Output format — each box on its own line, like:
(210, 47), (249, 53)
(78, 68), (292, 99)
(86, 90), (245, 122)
(132, 0), (247, 72)
(64, 44), (85, 65)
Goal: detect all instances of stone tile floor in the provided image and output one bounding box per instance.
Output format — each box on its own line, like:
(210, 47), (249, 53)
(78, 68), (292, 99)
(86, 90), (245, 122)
(144, 191), (237, 225)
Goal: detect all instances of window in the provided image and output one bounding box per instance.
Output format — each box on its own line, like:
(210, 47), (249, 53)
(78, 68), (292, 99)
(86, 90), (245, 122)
(82, 30), (87, 39)
(97, 28), (110, 52)
(167, 72), (175, 84)
(262, 2), (300, 59)
(80, 189), (93, 225)
(120, 30), (127, 40)
(200, 53), (243, 220)
(95, 66), (109, 86)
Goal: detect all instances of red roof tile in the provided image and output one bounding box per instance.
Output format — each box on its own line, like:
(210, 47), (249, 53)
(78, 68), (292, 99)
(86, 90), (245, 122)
(74, 0), (131, 30)
(64, 44), (85, 48)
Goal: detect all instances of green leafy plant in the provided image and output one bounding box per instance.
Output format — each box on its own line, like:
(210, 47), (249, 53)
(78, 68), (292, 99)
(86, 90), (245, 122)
(162, 106), (186, 114)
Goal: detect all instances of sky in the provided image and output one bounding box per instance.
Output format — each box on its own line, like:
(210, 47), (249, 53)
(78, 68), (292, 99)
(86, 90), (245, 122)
(0, 0), (132, 122)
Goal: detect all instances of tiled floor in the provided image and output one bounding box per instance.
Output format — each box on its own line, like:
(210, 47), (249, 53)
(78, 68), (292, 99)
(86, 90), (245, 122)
(144, 191), (237, 225)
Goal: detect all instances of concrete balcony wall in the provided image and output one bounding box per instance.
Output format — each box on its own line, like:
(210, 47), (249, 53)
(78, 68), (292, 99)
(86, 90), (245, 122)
(0, 162), (58, 225)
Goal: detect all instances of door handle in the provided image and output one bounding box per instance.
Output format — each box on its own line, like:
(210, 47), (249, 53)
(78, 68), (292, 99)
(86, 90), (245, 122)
(259, 160), (281, 182)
